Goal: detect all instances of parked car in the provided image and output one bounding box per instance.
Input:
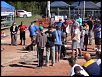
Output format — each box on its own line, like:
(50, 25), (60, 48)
(16, 10), (32, 18)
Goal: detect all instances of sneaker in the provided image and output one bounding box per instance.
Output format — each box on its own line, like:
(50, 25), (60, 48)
(51, 63), (55, 66)
(46, 64), (49, 67)
(19, 43), (22, 45)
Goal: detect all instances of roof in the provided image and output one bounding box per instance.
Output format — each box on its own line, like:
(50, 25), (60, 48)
(96, 2), (101, 8)
(71, 1), (100, 10)
(1, 1), (15, 12)
(50, 1), (69, 8)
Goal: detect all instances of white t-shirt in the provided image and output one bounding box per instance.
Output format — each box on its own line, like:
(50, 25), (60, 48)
(74, 28), (80, 42)
(69, 64), (89, 76)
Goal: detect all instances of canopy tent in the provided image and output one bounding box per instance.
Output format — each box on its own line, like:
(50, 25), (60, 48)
(50, 1), (72, 18)
(74, 1), (100, 10)
(1, 1), (15, 29)
(1, 1), (15, 12)
(96, 2), (101, 8)
(50, 1), (69, 8)
(71, 1), (100, 19)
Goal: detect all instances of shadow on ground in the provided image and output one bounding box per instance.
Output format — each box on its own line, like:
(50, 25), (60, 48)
(9, 63), (37, 69)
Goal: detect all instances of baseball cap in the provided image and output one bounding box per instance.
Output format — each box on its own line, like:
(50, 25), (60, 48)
(39, 26), (44, 31)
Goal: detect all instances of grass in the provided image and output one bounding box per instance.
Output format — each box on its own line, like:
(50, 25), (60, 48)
(15, 15), (42, 26)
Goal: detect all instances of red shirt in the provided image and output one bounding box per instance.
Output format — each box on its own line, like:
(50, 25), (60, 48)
(18, 25), (27, 32)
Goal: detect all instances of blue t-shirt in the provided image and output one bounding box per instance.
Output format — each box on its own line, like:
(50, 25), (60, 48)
(29, 25), (39, 36)
(53, 30), (63, 45)
(93, 24), (101, 38)
(56, 21), (63, 27)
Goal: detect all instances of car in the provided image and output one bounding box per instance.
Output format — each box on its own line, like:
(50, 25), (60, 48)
(16, 10), (32, 18)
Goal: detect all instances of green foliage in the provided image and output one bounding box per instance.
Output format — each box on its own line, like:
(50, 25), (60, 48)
(15, 15), (42, 26)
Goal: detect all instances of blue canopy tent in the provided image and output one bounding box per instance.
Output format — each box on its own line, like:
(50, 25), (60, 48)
(50, 1), (72, 18)
(71, 1), (100, 18)
(1, 1), (15, 12)
(50, 1), (69, 8)
(96, 2), (101, 8)
(74, 1), (100, 10)
(1, 1), (15, 29)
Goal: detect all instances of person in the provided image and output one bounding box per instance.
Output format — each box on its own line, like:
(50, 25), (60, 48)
(36, 26), (47, 68)
(18, 21), (27, 45)
(29, 21), (39, 51)
(29, 21), (39, 44)
(55, 19), (63, 28)
(87, 16), (94, 45)
(71, 21), (82, 60)
(53, 26), (64, 63)
(80, 26), (85, 51)
(10, 22), (18, 46)
(83, 53), (100, 75)
(45, 26), (55, 66)
(68, 57), (89, 76)
(93, 19), (101, 51)
(61, 18), (70, 43)
(75, 14), (82, 28)
(83, 22), (89, 51)
(61, 18), (68, 36)
(96, 50), (101, 67)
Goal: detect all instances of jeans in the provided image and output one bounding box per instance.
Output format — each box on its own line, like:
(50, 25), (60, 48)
(11, 33), (17, 45)
(38, 47), (44, 67)
(46, 46), (55, 64)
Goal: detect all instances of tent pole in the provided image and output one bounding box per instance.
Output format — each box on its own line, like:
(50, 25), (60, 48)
(83, 1), (85, 19)
(58, 8), (59, 16)
(48, 1), (51, 18)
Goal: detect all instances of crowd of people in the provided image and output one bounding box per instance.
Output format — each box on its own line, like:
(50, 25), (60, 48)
(8, 14), (101, 76)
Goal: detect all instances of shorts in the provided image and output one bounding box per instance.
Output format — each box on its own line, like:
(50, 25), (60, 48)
(72, 40), (80, 49)
(20, 32), (25, 40)
(95, 38), (101, 45)
(55, 44), (61, 52)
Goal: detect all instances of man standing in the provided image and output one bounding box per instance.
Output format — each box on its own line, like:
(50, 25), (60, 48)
(18, 21), (27, 45)
(93, 19), (101, 51)
(53, 26), (64, 63)
(36, 26), (47, 68)
(29, 21), (39, 44)
(75, 14), (82, 28)
(71, 21), (82, 60)
(10, 22), (18, 46)
(87, 16), (94, 45)
(45, 26), (55, 66)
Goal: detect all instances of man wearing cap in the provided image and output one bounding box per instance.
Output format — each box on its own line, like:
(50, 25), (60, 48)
(10, 22), (18, 46)
(36, 26), (47, 68)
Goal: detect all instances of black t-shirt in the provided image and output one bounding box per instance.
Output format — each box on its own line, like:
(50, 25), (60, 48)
(45, 31), (55, 47)
(87, 20), (93, 31)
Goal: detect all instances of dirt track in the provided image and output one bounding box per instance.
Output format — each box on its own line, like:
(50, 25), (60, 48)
(1, 29), (96, 76)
